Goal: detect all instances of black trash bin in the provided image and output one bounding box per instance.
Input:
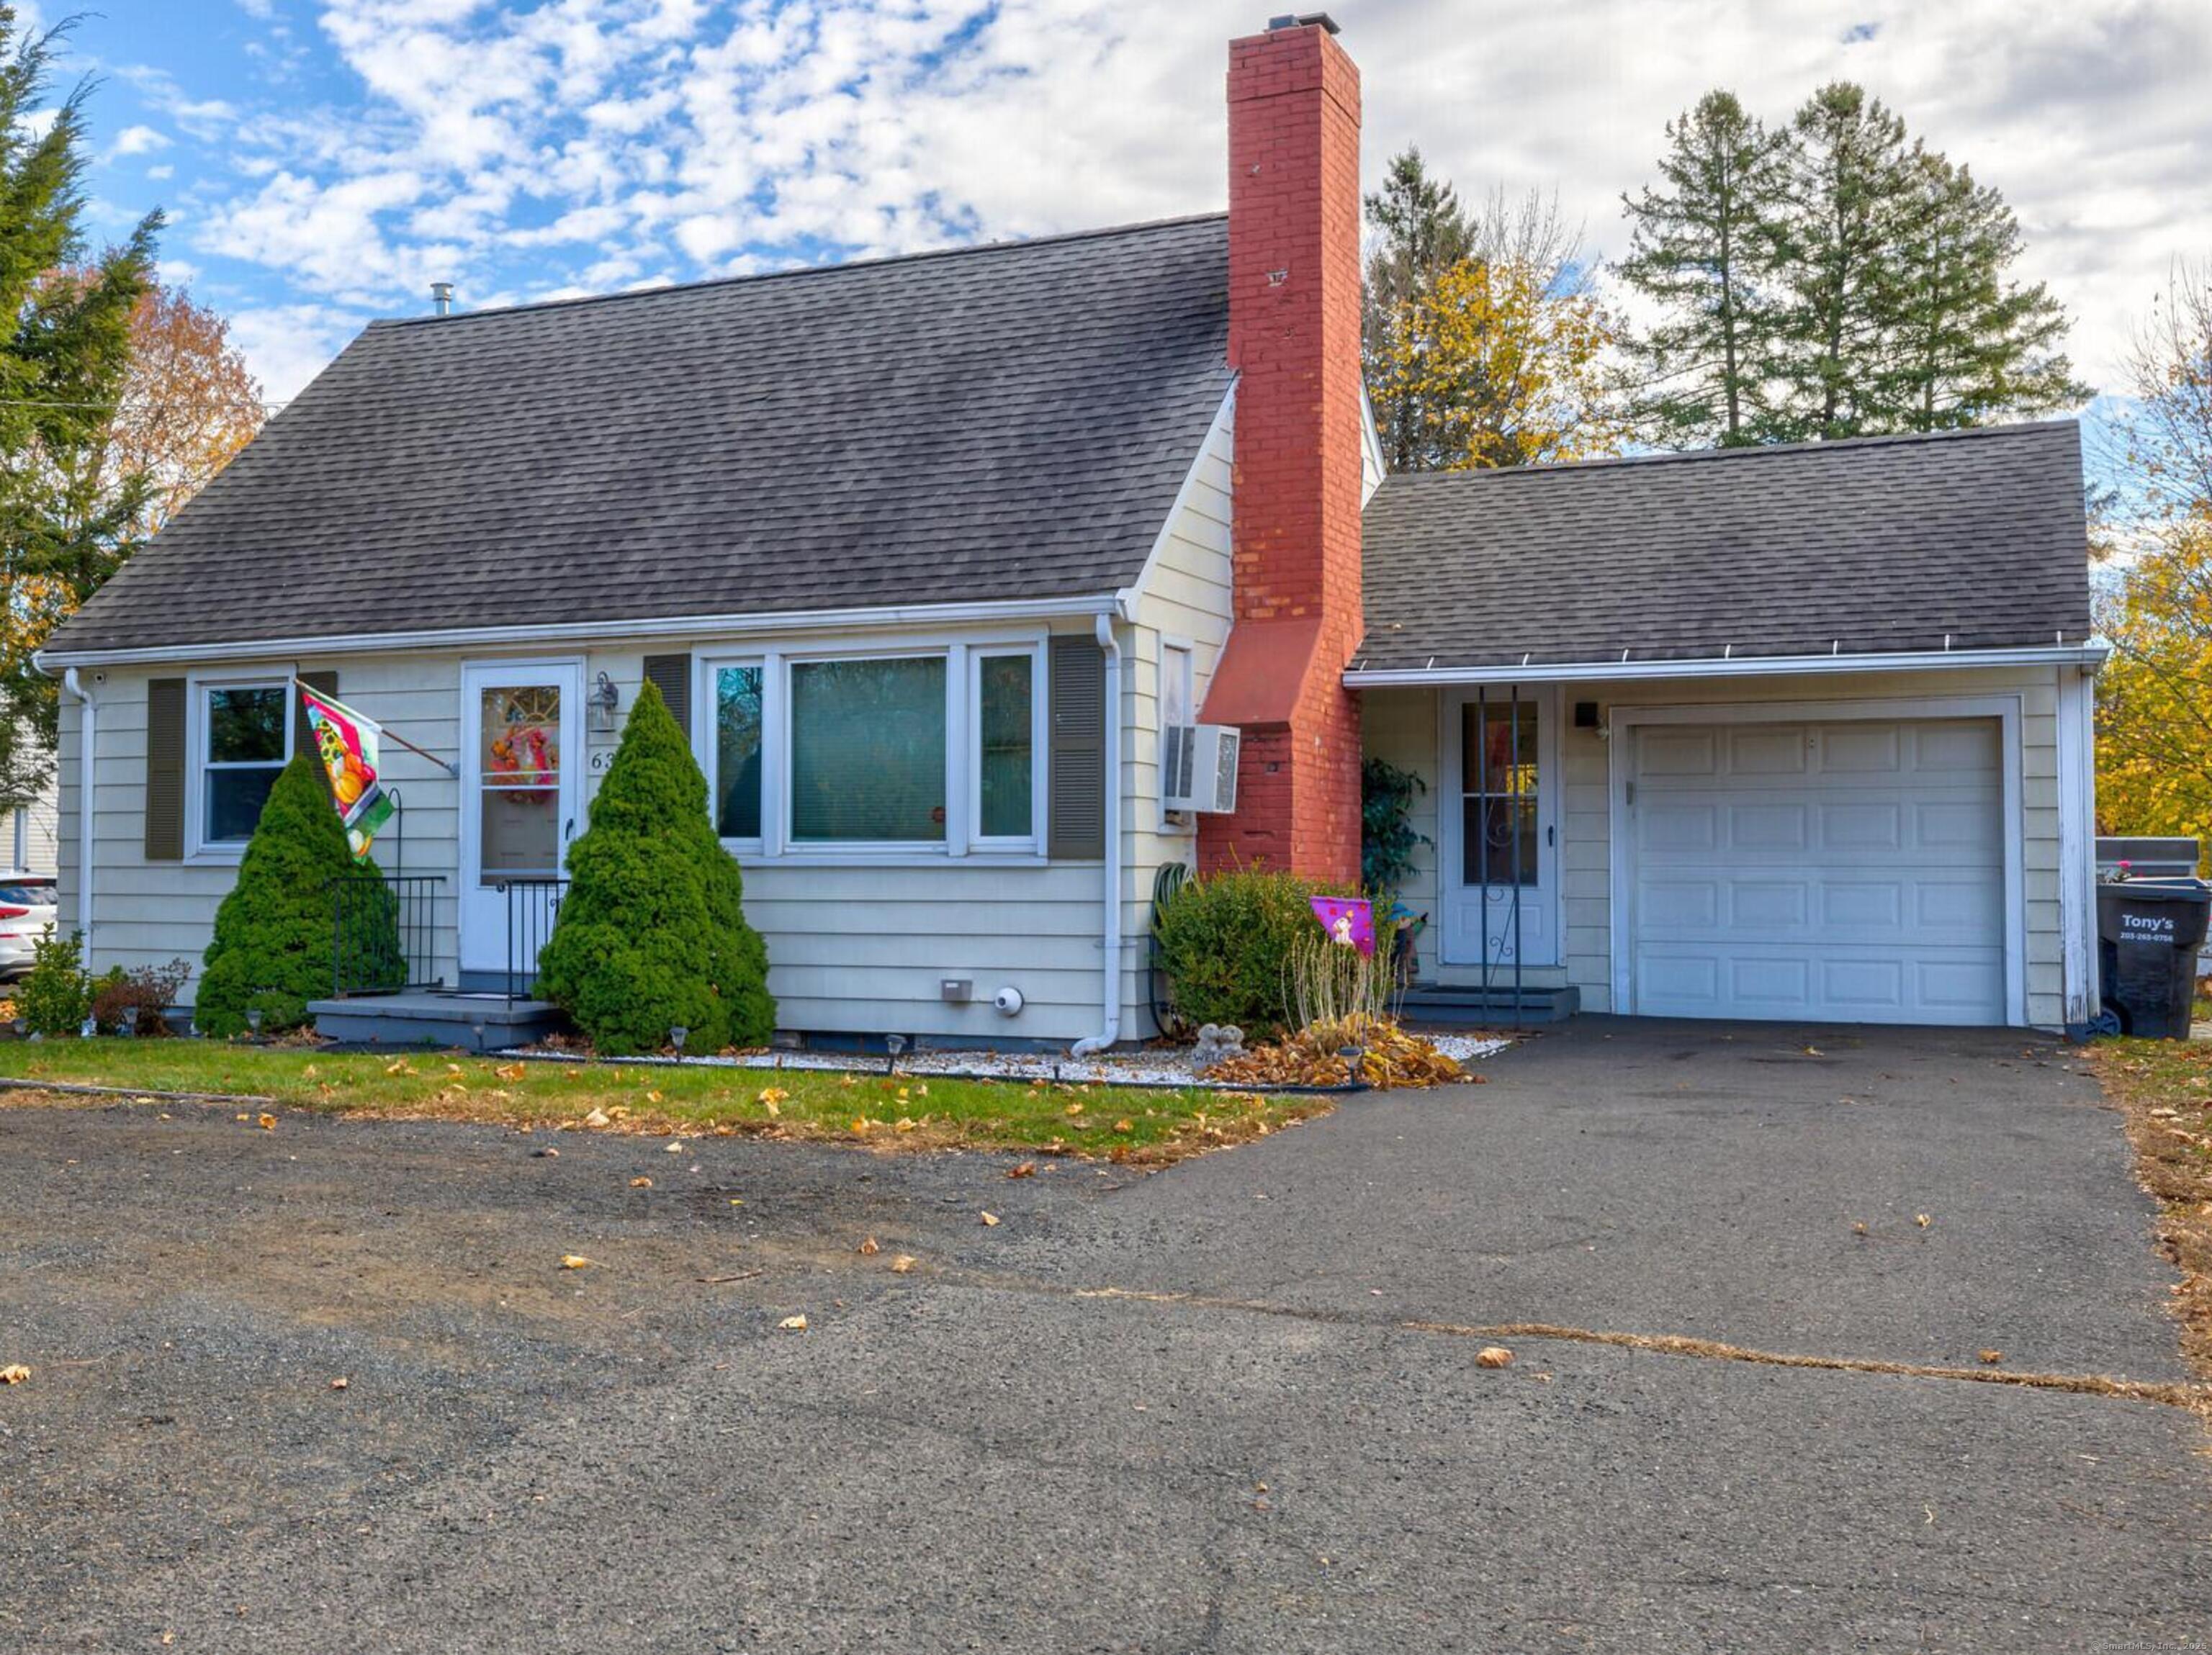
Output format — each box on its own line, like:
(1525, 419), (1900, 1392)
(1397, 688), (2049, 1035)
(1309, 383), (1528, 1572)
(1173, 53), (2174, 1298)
(2098, 880), (2212, 1039)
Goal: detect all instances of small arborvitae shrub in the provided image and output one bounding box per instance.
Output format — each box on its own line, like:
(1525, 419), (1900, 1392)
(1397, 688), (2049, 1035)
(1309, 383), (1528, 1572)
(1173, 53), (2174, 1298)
(198, 752), (400, 1037)
(1153, 867), (1358, 1038)
(536, 679), (775, 1055)
(17, 927), (90, 1034)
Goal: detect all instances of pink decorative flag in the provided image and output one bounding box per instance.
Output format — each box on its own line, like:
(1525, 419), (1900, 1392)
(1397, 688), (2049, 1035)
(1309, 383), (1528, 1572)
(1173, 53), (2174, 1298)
(1310, 896), (1376, 957)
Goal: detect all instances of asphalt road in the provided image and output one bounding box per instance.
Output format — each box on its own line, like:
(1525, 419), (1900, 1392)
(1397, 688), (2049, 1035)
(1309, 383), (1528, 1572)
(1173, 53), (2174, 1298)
(3, 1019), (2208, 1653)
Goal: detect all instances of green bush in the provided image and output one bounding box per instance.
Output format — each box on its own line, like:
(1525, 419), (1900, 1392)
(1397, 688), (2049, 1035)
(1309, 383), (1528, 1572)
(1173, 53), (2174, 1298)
(1362, 757), (1430, 899)
(536, 680), (775, 1055)
(1153, 867), (1357, 1037)
(17, 927), (90, 1034)
(198, 753), (401, 1037)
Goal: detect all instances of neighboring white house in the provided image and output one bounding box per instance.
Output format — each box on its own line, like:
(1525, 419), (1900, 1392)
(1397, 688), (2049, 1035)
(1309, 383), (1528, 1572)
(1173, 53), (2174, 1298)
(32, 14), (2105, 1044)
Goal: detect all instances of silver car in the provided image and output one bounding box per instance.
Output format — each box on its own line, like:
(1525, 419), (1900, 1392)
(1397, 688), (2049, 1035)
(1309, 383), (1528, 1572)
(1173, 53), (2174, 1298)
(0, 873), (58, 980)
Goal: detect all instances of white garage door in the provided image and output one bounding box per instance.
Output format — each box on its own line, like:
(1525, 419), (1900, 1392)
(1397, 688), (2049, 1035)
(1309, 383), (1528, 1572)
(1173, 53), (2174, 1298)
(1627, 718), (2008, 1025)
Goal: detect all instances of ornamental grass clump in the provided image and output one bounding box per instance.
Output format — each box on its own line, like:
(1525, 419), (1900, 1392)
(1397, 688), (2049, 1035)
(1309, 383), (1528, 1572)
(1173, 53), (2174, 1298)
(536, 680), (775, 1056)
(198, 753), (401, 1037)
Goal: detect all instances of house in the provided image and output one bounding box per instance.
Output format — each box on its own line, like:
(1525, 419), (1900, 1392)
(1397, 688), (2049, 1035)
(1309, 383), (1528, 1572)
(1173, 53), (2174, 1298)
(33, 14), (2103, 1045)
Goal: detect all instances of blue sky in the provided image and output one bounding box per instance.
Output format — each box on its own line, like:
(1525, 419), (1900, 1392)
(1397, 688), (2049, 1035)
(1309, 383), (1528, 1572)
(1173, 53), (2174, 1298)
(62, 0), (2212, 420)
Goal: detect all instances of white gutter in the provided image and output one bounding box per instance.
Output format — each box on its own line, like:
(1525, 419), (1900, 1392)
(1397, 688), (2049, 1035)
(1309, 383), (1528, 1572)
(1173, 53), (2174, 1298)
(1342, 641), (2110, 688)
(35, 591), (1125, 672)
(60, 669), (94, 950)
(1071, 613), (1124, 1058)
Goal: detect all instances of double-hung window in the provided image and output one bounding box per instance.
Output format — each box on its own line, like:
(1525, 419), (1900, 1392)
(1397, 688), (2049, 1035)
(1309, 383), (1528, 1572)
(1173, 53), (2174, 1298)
(194, 679), (291, 854)
(703, 639), (1046, 857)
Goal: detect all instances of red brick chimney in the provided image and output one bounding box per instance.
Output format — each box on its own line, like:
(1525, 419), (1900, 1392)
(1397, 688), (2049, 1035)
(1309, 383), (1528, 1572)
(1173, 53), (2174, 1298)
(1198, 13), (1364, 885)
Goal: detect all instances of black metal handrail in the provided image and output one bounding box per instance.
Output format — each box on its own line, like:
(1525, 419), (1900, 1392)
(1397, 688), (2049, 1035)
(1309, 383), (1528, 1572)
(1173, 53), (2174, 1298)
(329, 872), (445, 996)
(497, 877), (570, 1002)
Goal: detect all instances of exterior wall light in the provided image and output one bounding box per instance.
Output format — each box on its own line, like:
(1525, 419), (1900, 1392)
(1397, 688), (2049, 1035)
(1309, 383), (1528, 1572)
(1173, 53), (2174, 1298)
(589, 672), (620, 733)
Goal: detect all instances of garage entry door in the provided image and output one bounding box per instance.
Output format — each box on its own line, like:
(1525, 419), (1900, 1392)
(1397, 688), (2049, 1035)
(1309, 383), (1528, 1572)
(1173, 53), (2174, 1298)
(1627, 717), (2009, 1025)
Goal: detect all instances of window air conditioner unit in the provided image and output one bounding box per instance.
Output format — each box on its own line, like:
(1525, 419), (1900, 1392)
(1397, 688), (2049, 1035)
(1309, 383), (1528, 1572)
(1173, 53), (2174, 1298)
(1163, 723), (1240, 813)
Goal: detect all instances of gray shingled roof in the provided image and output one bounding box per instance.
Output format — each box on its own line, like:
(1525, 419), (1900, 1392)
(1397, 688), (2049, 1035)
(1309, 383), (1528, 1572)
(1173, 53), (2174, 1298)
(47, 215), (1233, 657)
(1357, 420), (2093, 672)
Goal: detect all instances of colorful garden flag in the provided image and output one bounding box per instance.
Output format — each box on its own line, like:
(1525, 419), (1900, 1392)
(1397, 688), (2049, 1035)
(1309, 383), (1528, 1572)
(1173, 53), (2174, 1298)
(1310, 895), (1376, 957)
(299, 685), (395, 860)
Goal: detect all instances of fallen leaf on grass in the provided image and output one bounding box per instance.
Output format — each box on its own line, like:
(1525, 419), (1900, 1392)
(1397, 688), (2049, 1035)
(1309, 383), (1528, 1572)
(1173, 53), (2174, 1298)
(1475, 1346), (1514, 1369)
(1007, 1162), (1037, 1180)
(838, 1074), (858, 1088)
(858, 1237), (880, 1256)
(778, 1314), (809, 1332)
(582, 1109), (611, 1129)
(629, 1176), (652, 1189)
(1065, 1101), (1085, 1117)
(889, 1255), (916, 1274)
(895, 1117), (915, 1132)
(979, 1211), (1001, 1227)
(1979, 1350), (2004, 1365)
(0, 1363), (29, 1384)
(559, 1255), (593, 1271)
(256, 1113), (277, 1131)
(494, 1063), (526, 1082)
(1114, 1119), (1134, 1134)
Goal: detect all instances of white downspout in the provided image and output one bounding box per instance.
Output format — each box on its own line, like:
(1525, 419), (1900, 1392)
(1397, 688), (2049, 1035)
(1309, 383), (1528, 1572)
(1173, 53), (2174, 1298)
(61, 668), (94, 951)
(1071, 613), (1123, 1058)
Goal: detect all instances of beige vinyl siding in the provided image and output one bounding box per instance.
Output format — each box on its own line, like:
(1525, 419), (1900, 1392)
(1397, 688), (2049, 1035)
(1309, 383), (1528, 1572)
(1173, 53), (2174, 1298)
(1124, 389), (1236, 1035)
(1365, 664), (2074, 1029)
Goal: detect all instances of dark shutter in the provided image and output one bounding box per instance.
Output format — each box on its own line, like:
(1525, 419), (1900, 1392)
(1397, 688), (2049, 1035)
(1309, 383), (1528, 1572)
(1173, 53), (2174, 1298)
(643, 654), (691, 737)
(295, 672), (338, 757)
(145, 677), (186, 862)
(1047, 634), (1105, 860)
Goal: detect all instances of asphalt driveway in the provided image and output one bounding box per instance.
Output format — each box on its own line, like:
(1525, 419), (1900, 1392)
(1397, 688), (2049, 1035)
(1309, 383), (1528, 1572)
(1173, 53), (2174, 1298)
(4, 1019), (2209, 1653)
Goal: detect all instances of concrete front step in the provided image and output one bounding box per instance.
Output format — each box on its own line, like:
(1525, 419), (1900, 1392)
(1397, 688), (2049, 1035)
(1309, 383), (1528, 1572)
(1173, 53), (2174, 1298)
(1399, 983), (1581, 1025)
(308, 992), (566, 1053)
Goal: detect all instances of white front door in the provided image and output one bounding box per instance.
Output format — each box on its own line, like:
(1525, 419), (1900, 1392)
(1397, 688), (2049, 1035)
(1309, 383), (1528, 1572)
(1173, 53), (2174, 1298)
(459, 660), (583, 980)
(1624, 716), (2009, 1024)
(1438, 687), (1559, 968)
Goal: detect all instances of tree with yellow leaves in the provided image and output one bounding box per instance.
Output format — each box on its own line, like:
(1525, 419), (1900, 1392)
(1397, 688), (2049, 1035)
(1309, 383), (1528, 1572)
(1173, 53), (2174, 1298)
(1363, 160), (1627, 472)
(102, 281), (266, 536)
(2095, 261), (2212, 860)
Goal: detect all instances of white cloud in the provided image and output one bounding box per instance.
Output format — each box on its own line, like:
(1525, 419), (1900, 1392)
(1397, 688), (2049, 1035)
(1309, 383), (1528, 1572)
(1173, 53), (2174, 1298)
(110, 124), (171, 158)
(159, 0), (2211, 413)
(225, 302), (367, 402)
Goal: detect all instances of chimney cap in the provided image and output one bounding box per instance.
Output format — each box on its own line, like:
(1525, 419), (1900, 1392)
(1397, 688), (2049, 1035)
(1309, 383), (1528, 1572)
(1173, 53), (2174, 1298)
(1267, 11), (1339, 32)
(429, 280), (456, 316)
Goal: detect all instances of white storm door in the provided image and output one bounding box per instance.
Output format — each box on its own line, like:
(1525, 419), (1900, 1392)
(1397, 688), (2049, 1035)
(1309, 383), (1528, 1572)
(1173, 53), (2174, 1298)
(459, 660), (583, 978)
(1625, 717), (2008, 1024)
(1438, 687), (1560, 968)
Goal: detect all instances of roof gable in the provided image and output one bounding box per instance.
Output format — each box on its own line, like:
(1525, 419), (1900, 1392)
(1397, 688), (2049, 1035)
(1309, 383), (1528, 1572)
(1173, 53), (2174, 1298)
(50, 215), (1233, 657)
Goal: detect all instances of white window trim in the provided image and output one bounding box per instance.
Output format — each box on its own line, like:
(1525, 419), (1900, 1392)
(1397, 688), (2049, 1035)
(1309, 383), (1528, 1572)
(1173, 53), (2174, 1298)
(1157, 634), (1196, 834)
(968, 642), (1046, 853)
(696, 654), (768, 855)
(184, 671), (295, 862)
(699, 630), (1050, 863)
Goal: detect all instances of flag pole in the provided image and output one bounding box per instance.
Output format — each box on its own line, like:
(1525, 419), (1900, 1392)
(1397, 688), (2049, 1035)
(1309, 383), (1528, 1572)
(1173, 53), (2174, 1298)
(294, 677), (459, 776)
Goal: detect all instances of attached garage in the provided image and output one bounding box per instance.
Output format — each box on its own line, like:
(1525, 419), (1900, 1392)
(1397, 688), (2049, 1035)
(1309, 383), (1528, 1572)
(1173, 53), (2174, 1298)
(1619, 711), (2015, 1026)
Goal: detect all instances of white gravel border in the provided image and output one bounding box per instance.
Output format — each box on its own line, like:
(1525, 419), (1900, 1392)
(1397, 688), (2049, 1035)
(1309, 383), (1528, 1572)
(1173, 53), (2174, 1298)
(501, 1032), (1512, 1091)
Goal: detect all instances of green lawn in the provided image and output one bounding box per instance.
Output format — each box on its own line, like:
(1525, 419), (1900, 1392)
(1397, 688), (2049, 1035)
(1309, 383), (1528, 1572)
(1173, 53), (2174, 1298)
(0, 1040), (1318, 1163)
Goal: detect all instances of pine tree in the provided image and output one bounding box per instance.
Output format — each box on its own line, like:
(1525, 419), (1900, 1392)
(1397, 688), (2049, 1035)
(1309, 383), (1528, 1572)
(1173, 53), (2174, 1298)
(1617, 91), (1784, 447)
(1759, 81), (1913, 442)
(1882, 148), (2087, 430)
(197, 753), (400, 1036)
(1363, 148), (1475, 472)
(536, 680), (775, 1056)
(0, 11), (161, 816)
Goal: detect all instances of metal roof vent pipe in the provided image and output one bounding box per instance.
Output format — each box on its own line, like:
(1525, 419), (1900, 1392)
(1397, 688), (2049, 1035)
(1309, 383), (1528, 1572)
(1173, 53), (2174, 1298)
(430, 281), (455, 316)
